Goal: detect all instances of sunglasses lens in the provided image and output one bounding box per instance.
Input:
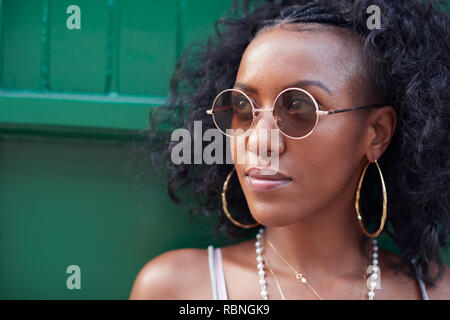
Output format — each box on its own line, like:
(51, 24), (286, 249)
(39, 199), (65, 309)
(212, 90), (253, 136)
(274, 89), (317, 138)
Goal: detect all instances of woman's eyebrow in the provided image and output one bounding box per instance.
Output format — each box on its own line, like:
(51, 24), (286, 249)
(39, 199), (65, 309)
(233, 79), (333, 95)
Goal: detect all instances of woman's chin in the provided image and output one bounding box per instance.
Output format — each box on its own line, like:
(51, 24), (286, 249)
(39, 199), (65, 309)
(250, 210), (299, 227)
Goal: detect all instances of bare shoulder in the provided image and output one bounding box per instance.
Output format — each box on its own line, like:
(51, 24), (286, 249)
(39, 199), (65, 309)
(129, 247), (212, 300)
(427, 265), (450, 300)
(380, 249), (450, 299)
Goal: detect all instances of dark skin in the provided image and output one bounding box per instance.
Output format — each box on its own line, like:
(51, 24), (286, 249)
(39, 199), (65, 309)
(129, 24), (450, 300)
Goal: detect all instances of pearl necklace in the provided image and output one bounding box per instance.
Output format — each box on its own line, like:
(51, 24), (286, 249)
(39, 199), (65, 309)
(255, 228), (381, 300)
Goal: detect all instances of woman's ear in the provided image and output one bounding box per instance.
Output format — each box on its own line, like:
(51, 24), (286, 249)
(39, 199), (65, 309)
(365, 105), (397, 162)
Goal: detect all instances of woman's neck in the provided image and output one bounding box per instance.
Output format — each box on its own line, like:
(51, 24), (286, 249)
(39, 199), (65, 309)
(262, 206), (370, 281)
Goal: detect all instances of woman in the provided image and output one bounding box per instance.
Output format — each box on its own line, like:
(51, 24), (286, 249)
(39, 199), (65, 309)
(129, 0), (449, 299)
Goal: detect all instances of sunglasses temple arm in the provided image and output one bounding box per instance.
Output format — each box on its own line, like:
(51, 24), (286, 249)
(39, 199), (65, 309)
(325, 104), (386, 115)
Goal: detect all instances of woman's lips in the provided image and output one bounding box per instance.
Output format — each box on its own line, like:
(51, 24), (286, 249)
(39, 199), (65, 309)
(245, 167), (292, 192)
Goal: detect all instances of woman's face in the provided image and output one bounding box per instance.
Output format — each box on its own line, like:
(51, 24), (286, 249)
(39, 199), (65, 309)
(230, 24), (376, 226)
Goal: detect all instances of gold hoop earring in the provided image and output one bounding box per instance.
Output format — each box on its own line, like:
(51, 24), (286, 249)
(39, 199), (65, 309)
(222, 167), (260, 229)
(355, 159), (387, 238)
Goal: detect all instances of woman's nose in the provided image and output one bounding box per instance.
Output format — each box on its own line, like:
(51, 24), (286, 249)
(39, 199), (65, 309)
(247, 109), (285, 160)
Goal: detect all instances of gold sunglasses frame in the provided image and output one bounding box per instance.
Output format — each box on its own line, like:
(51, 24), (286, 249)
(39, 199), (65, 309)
(206, 87), (386, 139)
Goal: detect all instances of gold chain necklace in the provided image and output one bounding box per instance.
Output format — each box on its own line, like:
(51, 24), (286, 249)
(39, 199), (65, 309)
(263, 234), (369, 300)
(261, 251), (286, 300)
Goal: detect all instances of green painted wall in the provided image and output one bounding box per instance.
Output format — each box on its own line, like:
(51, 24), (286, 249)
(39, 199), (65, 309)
(0, 0), (448, 299)
(0, 134), (223, 299)
(0, 0), (238, 299)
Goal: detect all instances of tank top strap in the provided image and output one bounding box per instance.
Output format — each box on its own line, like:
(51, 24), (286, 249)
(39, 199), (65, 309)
(411, 257), (429, 300)
(207, 245), (228, 300)
(207, 245), (218, 299)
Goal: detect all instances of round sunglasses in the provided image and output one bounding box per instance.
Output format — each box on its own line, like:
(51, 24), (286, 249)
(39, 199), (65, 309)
(206, 87), (386, 139)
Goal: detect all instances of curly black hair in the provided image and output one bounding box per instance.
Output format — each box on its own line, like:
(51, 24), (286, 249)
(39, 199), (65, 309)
(131, 0), (449, 288)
